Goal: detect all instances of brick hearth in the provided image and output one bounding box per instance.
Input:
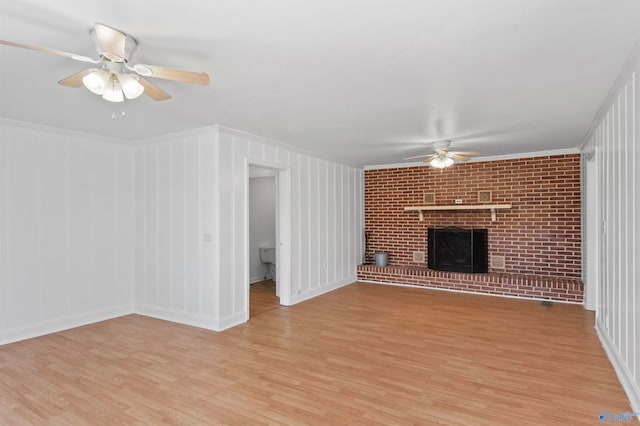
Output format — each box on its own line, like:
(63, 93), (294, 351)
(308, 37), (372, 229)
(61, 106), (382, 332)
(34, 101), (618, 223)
(357, 264), (583, 303)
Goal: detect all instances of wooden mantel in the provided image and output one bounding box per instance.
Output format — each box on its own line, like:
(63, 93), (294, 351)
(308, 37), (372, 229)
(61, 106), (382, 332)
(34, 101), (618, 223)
(404, 204), (512, 222)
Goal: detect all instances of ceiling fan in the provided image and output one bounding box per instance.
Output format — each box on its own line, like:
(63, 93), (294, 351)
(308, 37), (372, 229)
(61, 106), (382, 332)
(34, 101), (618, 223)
(404, 140), (479, 169)
(0, 23), (210, 102)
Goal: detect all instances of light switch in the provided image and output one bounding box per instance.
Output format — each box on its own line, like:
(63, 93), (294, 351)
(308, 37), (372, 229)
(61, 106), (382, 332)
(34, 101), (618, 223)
(203, 233), (213, 242)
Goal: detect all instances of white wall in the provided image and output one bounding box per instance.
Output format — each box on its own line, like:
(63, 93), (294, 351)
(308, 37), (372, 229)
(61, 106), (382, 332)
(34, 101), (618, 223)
(582, 46), (640, 411)
(0, 120), (135, 345)
(134, 131), (219, 330)
(249, 175), (276, 282)
(135, 126), (364, 331)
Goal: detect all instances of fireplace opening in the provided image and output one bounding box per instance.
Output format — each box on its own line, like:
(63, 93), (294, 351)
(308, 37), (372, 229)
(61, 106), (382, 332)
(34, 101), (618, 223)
(428, 227), (488, 273)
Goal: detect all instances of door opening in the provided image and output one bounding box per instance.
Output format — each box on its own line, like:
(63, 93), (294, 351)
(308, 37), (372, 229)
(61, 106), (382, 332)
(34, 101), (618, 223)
(247, 163), (291, 317)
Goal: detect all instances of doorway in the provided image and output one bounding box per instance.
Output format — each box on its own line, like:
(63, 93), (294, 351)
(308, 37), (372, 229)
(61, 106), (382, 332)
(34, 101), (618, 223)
(246, 164), (291, 317)
(248, 166), (278, 316)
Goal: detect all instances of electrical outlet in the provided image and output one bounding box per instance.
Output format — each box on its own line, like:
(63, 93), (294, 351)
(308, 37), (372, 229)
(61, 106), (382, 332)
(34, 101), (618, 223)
(454, 199), (463, 204)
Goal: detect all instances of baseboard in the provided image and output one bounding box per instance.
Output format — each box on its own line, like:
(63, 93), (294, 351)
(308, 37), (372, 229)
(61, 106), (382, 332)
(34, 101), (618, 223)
(135, 304), (247, 332)
(0, 305), (134, 346)
(359, 279), (583, 305)
(135, 304), (218, 331)
(289, 275), (356, 305)
(250, 276), (265, 284)
(215, 311), (247, 331)
(596, 321), (640, 413)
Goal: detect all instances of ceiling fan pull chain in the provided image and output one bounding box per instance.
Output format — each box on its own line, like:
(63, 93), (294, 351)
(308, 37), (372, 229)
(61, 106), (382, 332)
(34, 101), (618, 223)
(111, 111), (127, 120)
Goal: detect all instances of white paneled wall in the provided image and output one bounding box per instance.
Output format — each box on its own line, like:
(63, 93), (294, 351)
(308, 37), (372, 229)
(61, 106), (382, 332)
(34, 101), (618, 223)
(582, 48), (640, 411)
(0, 120), (135, 344)
(135, 126), (363, 331)
(220, 127), (363, 318)
(135, 132), (219, 329)
(1, 121), (362, 338)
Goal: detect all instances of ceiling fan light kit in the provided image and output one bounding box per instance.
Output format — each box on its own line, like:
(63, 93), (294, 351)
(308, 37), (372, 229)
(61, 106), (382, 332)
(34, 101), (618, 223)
(0, 22), (209, 104)
(82, 68), (143, 102)
(118, 74), (144, 99)
(102, 75), (125, 102)
(82, 68), (110, 94)
(430, 156), (454, 169)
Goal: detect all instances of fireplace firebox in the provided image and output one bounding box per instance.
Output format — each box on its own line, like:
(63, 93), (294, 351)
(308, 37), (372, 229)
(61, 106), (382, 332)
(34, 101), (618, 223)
(428, 228), (488, 273)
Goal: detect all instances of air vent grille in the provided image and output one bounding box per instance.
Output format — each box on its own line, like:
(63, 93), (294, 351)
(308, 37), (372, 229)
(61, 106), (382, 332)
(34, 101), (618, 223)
(491, 255), (505, 269)
(478, 190), (492, 203)
(423, 192), (435, 204)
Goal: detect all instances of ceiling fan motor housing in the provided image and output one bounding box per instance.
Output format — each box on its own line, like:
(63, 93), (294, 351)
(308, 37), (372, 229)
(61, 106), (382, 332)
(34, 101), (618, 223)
(433, 140), (451, 152)
(90, 27), (138, 63)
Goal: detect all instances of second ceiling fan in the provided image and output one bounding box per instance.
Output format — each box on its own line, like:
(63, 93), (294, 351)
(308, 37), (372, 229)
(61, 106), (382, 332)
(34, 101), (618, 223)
(404, 140), (479, 169)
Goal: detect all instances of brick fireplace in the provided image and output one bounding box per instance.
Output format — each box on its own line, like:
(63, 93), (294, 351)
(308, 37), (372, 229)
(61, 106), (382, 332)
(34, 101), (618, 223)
(357, 154), (583, 303)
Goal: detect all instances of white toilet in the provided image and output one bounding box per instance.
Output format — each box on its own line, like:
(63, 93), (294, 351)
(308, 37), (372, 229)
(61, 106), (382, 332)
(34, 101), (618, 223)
(259, 246), (276, 281)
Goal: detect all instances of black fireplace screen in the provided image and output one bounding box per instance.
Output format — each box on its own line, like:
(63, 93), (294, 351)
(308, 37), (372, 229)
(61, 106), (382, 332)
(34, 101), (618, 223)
(428, 228), (488, 273)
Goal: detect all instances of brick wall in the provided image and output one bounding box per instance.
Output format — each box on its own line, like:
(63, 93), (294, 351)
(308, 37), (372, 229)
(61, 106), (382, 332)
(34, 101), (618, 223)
(364, 154), (581, 278)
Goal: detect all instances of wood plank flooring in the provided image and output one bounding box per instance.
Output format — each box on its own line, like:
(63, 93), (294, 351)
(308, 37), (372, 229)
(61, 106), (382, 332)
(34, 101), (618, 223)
(0, 282), (631, 425)
(250, 279), (279, 317)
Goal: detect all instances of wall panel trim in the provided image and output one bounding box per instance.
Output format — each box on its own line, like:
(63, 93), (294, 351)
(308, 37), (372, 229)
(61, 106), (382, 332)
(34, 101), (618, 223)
(596, 322), (640, 411)
(135, 305), (217, 332)
(0, 305), (134, 346)
(289, 275), (355, 305)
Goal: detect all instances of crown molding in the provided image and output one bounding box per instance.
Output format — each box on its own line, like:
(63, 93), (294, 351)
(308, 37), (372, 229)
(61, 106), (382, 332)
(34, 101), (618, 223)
(0, 117), (582, 171)
(579, 40), (640, 151)
(129, 125), (221, 146)
(0, 117), (130, 146)
(217, 125), (362, 169)
(363, 147), (580, 171)
(132, 124), (363, 169)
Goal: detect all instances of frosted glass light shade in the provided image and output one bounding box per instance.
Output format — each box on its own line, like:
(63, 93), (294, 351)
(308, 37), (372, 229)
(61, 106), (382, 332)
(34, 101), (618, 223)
(430, 156), (454, 169)
(118, 73), (144, 99)
(102, 76), (124, 103)
(82, 69), (110, 95)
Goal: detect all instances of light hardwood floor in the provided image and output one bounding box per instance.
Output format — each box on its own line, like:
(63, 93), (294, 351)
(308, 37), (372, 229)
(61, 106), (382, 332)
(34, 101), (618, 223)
(0, 282), (631, 425)
(250, 279), (279, 317)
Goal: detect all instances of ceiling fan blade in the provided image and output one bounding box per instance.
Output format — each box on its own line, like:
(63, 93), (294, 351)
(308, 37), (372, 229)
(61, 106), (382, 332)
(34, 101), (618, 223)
(403, 153), (434, 160)
(450, 153), (470, 162)
(0, 39), (96, 63)
(139, 78), (172, 101)
(422, 155), (438, 163)
(451, 151), (479, 156)
(94, 23), (127, 62)
(133, 64), (210, 85)
(58, 69), (91, 87)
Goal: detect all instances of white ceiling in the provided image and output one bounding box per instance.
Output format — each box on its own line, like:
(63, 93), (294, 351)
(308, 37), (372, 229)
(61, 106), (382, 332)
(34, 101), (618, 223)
(1, 0), (640, 166)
